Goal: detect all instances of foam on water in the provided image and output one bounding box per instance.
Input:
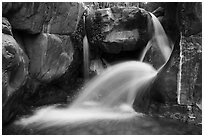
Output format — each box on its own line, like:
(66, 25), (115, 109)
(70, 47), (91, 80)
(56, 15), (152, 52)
(16, 104), (141, 128)
(16, 61), (156, 128)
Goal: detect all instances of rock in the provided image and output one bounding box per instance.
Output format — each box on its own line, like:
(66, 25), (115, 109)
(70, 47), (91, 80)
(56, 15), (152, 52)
(150, 3), (180, 43)
(102, 29), (140, 54)
(44, 2), (85, 35)
(90, 59), (107, 75)
(152, 7), (164, 17)
(2, 70), (9, 105)
(177, 2), (202, 36)
(142, 2), (164, 12)
(5, 2), (47, 34)
(85, 7), (152, 61)
(2, 33), (29, 106)
(2, 2), (23, 16)
(2, 2), (12, 15)
(178, 34), (202, 105)
(4, 2), (85, 34)
(2, 17), (12, 36)
(23, 33), (74, 82)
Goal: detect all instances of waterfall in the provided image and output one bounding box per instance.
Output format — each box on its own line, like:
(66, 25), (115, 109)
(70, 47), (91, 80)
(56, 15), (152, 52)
(15, 10), (173, 130)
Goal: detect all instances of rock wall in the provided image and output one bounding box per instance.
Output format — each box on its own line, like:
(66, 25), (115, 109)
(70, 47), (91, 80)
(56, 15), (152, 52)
(2, 2), (85, 124)
(177, 2), (202, 106)
(179, 34), (202, 105)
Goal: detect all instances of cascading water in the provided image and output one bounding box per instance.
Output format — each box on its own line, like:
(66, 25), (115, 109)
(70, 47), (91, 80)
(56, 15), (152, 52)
(83, 15), (90, 80)
(15, 11), (172, 130)
(83, 35), (89, 80)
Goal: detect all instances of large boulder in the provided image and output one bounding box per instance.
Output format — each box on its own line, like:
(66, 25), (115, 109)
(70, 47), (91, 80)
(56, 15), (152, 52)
(85, 7), (152, 61)
(3, 2), (85, 34)
(23, 33), (75, 82)
(2, 18), (29, 106)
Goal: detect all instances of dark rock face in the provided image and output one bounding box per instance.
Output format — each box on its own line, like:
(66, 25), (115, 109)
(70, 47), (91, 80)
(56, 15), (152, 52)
(177, 2), (202, 36)
(85, 7), (152, 61)
(176, 2), (202, 107)
(3, 2), (84, 34)
(2, 20), (29, 106)
(23, 33), (74, 82)
(179, 34), (202, 105)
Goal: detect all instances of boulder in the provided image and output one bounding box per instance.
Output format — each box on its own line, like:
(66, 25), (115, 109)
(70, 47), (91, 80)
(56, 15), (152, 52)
(2, 33), (29, 106)
(23, 33), (75, 82)
(3, 2), (85, 34)
(85, 7), (152, 57)
(4, 2), (47, 34)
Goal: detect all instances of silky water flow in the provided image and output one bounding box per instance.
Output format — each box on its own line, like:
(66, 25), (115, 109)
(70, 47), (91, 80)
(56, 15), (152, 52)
(15, 12), (172, 130)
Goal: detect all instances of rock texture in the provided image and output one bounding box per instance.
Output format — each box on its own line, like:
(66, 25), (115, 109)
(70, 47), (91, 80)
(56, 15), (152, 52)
(177, 2), (202, 37)
(2, 2), (85, 125)
(2, 17), (13, 35)
(178, 34), (202, 105)
(177, 2), (202, 106)
(23, 33), (74, 82)
(3, 2), (84, 34)
(85, 7), (152, 61)
(2, 18), (29, 106)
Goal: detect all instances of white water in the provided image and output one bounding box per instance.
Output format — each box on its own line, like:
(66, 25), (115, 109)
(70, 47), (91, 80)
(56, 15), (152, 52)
(16, 11), (172, 128)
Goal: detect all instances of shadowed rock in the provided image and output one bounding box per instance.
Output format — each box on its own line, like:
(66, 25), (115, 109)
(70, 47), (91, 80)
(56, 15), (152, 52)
(85, 7), (152, 59)
(2, 19), (29, 107)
